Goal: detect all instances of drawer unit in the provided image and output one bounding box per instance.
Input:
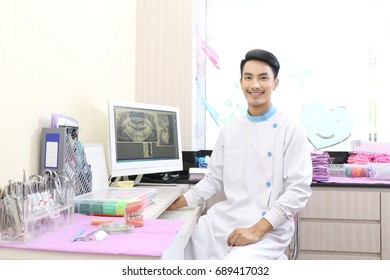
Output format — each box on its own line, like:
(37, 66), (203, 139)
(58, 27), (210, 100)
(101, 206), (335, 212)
(381, 192), (390, 259)
(298, 252), (380, 260)
(300, 221), (380, 253)
(295, 187), (386, 260)
(300, 190), (380, 220)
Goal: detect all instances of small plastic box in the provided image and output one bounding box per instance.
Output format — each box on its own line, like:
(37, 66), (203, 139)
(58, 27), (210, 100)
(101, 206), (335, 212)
(344, 164), (368, 178)
(328, 164), (345, 177)
(73, 188), (157, 216)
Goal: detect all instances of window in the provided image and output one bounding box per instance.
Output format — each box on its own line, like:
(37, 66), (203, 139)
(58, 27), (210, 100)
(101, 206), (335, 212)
(197, 0), (390, 151)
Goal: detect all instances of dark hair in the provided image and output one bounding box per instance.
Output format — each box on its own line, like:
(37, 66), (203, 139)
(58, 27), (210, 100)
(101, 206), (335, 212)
(240, 49), (280, 78)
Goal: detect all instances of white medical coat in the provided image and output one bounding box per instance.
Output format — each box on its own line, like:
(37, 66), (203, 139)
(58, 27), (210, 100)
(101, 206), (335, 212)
(183, 107), (313, 260)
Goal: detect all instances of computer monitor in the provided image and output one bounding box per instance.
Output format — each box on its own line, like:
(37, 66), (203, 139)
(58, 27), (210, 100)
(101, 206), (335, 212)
(108, 99), (183, 184)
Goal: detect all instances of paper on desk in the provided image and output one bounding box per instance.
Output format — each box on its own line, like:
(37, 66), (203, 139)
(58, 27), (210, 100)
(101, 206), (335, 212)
(189, 168), (209, 174)
(83, 143), (109, 191)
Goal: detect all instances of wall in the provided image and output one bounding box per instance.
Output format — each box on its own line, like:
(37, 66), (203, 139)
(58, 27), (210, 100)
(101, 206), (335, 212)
(135, 0), (194, 151)
(0, 0), (136, 185)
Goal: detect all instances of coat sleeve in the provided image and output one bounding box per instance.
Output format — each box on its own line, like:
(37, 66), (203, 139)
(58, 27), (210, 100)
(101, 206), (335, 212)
(183, 131), (225, 207)
(263, 123), (313, 229)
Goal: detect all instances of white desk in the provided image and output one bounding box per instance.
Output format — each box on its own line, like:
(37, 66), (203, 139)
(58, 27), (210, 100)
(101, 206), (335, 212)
(0, 184), (204, 260)
(140, 184), (187, 219)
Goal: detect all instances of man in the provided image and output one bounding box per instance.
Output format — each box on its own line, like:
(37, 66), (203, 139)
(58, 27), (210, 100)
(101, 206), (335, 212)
(168, 49), (312, 260)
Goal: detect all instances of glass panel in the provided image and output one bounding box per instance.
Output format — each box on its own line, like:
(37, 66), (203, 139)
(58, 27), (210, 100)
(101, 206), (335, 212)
(201, 0), (390, 151)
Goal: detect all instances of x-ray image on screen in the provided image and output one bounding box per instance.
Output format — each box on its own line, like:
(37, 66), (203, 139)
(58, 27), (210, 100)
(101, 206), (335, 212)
(143, 142), (153, 158)
(108, 100), (183, 179)
(157, 114), (174, 146)
(116, 110), (157, 142)
(113, 105), (179, 161)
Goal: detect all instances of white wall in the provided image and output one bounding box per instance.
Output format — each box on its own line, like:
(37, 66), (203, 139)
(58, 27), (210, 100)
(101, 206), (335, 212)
(135, 0), (194, 151)
(0, 0), (136, 185)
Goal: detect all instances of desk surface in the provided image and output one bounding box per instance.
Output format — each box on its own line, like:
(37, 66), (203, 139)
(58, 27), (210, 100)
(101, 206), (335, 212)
(0, 184), (202, 260)
(312, 177), (390, 188)
(139, 185), (186, 218)
(0, 214), (183, 259)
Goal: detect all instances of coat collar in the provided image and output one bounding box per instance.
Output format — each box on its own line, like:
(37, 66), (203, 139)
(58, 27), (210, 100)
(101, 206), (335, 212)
(246, 105), (276, 122)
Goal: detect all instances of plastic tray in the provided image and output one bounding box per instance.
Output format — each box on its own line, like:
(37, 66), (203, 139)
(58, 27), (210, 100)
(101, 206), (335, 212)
(0, 194), (74, 243)
(73, 188), (157, 216)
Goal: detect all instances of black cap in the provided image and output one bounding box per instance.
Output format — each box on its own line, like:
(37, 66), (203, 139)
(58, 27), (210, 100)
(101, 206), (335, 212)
(240, 49), (280, 78)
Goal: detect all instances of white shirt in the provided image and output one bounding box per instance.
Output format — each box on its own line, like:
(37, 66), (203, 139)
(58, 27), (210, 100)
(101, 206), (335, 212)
(184, 106), (313, 259)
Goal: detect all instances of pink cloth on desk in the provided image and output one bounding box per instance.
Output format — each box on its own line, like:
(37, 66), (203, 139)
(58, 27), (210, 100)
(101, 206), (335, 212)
(0, 214), (184, 257)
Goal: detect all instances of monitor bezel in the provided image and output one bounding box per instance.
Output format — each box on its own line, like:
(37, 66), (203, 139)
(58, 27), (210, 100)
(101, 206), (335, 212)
(108, 99), (183, 178)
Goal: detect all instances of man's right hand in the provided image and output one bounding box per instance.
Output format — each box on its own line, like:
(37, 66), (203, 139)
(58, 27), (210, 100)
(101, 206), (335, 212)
(166, 195), (188, 210)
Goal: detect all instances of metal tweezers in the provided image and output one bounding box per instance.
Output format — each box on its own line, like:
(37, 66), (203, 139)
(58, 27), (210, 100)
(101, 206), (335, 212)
(73, 230), (97, 242)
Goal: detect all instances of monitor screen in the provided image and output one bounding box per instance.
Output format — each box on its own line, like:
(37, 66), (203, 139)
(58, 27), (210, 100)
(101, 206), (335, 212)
(108, 100), (183, 180)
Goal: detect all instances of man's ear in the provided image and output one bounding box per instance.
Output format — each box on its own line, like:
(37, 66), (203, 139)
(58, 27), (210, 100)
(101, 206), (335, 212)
(273, 78), (279, 90)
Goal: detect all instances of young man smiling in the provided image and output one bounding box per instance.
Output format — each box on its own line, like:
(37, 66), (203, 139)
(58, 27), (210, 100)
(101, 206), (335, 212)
(240, 50), (279, 116)
(168, 49), (312, 260)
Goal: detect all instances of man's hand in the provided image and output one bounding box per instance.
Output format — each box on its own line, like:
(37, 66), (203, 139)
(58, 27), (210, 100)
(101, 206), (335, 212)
(166, 195), (188, 211)
(227, 227), (261, 246)
(227, 218), (273, 246)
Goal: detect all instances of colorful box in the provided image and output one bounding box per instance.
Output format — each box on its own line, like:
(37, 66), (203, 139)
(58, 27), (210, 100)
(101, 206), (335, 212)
(73, 188), (157, 216)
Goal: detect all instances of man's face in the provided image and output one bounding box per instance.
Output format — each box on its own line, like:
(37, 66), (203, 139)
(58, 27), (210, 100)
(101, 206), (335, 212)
(240, 60), (279, 116)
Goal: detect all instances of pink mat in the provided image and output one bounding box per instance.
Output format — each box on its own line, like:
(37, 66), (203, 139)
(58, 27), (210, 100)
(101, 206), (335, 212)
(0, 214), (184, 257)
(316, 176), (390, 185)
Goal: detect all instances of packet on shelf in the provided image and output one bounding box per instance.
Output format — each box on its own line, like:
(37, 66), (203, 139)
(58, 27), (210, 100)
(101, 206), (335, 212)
(116, 181), (135, 188)
(368, 163), (390, 180)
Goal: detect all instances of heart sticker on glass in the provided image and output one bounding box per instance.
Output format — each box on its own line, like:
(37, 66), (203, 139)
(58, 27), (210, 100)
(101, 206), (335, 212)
(300, 101), (353, 150)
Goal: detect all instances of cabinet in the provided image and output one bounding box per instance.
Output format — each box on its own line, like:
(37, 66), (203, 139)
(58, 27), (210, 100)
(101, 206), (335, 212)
(381, 192), (390, 259)
(296, 186), (390, 260)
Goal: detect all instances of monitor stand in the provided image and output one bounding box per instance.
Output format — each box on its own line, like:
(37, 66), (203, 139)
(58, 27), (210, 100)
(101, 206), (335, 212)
(134, 174), (143, 186)
(108, 175), (141, 187)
